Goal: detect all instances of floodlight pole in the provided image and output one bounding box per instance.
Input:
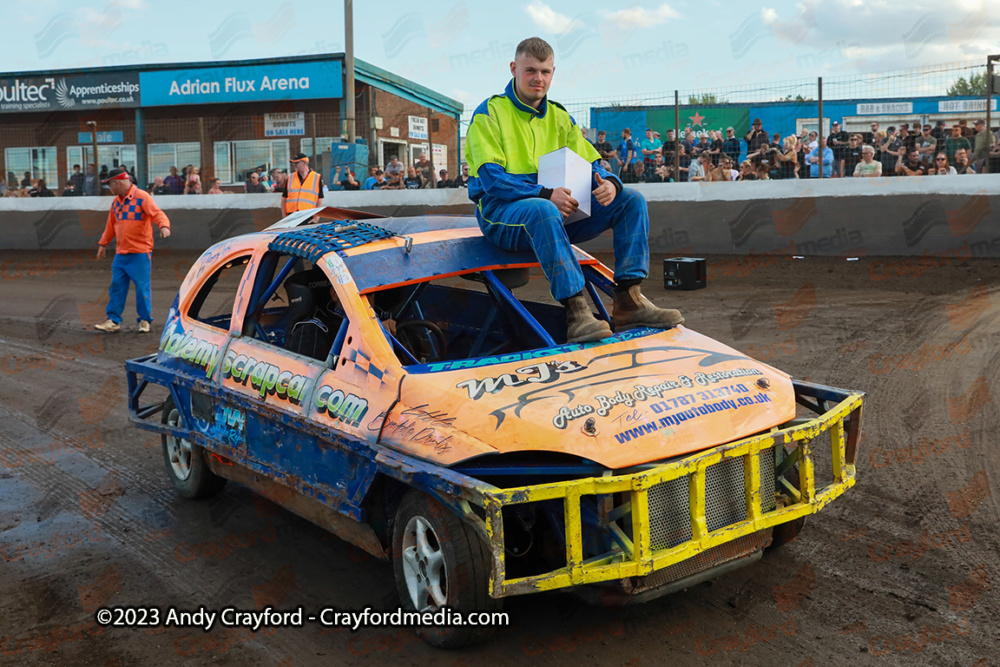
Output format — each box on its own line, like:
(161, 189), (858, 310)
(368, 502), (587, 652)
(985, 54), (999, 174)
(87, 121), (99, 186)
(345, 0), (356, 142)
(817, 77), (824, 179)
(673, 90), (680, 180)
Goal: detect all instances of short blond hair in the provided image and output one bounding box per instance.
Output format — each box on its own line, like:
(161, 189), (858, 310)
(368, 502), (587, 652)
(515, 37), (553, 61)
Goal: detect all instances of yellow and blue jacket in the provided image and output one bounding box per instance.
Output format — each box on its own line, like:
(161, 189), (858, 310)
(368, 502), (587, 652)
(465, 79), (619, 205)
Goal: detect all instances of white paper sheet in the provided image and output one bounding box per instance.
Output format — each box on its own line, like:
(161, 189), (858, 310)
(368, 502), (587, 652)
(538, 147), (592, 224)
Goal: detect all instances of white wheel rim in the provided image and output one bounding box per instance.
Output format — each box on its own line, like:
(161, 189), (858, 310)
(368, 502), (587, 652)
(401, 515), (447, 610)
(165, 407), (193, 481)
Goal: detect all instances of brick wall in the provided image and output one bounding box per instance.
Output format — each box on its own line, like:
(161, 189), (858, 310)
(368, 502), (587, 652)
(369, 90), (460, 176)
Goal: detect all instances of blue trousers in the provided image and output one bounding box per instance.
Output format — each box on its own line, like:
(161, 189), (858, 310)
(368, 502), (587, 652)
(107, 252), (153, 324)
(476, 187), (649, 302)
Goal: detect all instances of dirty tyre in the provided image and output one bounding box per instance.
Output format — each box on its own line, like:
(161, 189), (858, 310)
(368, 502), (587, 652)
(767, 461), (805, 551)
(392, 491), (500, 648)
(768, 516), (806, 551)
(161, 395), (227, 499)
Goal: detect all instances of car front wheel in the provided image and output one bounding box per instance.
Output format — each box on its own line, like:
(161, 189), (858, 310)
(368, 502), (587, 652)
(392, 491), (501, 648)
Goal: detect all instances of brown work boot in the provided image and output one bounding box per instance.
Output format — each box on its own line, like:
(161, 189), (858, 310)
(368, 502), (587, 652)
(565, 294), (612, 343)
(612, 285), (684, 331)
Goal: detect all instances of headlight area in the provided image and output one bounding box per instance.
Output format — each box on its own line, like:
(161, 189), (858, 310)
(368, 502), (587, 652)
(454, 380), (863, 599)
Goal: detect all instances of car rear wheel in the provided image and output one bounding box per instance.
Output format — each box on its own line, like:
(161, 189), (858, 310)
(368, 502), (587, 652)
(161, 395), (227, 499)
(768, 516), (806, 550)
(392, 491), (500, 648)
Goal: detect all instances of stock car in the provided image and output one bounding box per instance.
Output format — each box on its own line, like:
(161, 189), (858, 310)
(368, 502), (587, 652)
(125, 206), (864, 648)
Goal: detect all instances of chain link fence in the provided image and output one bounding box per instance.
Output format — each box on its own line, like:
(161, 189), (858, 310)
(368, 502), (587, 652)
(587, 59), (995, 181)
(460, 58), (997, 181)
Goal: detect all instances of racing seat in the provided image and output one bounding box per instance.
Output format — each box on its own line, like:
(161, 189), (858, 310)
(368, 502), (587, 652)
(283, 268), (342, 362)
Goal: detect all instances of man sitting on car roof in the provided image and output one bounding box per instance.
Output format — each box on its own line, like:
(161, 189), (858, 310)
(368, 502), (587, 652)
(465, 37), (683, 343)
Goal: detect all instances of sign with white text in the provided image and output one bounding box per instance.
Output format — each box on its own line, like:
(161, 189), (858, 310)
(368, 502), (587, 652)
(0, 73), (140, 113)
(140, 61), (342, 106)
(78, 131), (125, 144)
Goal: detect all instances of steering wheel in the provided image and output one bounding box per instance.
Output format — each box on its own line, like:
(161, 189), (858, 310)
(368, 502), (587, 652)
(394, 319), (447, 363)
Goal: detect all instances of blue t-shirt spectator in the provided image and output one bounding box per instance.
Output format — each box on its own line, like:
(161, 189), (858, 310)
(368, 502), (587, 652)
(362, 176), (384, 190)
(618, 138), (639, 164)
(808, 146), (834, 178)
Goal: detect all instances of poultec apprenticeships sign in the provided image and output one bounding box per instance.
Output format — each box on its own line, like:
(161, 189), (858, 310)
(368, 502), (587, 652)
(0, 73), (140, 113)
(140, 61), (343, 106)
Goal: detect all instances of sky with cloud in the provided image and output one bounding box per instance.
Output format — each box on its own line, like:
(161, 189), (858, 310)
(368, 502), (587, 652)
(6, 0), (997, 125)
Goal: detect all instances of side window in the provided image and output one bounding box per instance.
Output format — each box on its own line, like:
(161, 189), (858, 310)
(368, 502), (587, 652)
(187, 256), (252, 331)
(245, 252), (348, 365)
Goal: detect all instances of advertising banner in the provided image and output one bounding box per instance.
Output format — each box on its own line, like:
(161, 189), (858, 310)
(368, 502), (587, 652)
(139, 61), (342, 107)
(0, 72), (140, 113)
(646, 106), (750, 139)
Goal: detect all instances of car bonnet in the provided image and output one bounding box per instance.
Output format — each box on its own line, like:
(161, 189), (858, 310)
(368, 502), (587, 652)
(380, 326), (796, 469)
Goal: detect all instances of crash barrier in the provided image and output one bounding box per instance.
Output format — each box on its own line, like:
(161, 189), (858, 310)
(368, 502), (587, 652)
(1, 175), (998, 257)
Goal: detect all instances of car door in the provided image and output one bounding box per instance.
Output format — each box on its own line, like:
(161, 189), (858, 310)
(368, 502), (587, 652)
(158, 246), (256, 453)
(218, 249), (397, 517)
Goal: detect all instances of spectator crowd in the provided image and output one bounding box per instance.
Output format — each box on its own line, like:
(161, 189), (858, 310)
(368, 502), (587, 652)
(5, 118), (997, 197)
(591, 117), (1000, 182)
(4, 153), (472, 198)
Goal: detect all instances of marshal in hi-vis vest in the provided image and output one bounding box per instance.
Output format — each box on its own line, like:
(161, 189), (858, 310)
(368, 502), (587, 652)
(285, 170), (321, 214)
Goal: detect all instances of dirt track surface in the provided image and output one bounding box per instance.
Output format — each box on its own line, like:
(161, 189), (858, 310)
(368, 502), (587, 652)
(0, 248), (997, 666)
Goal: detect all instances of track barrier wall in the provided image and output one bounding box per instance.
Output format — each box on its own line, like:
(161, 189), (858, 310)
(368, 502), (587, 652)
(1, 176), (998, 258)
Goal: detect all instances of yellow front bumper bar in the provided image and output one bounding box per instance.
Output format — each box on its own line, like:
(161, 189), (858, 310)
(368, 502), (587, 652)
(482, 387), (864, 597)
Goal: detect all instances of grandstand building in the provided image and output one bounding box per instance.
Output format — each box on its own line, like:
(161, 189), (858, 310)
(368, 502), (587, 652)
(0, 54), (462, 192)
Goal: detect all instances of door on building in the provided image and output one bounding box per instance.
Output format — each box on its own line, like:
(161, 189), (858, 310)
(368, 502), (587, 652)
(378, 139), (407, 169)
(409, 143), (429, 168)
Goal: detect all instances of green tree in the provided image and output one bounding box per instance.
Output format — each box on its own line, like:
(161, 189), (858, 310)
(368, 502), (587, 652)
(782, 94), (813, 102)
(947, 73), (988, 96)
(687, 93), (728, 105)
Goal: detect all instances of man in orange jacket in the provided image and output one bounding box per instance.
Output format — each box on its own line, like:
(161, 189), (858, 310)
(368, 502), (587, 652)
(94, 166), (171, 333)
(282, 152), (325, 215)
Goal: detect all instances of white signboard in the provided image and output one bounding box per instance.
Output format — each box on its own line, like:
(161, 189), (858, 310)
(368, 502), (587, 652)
(856, 102), (913, 115)
(408, 115), (428, 140)
(264, 112), (305, 137)
(938, 99), (998, 113)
